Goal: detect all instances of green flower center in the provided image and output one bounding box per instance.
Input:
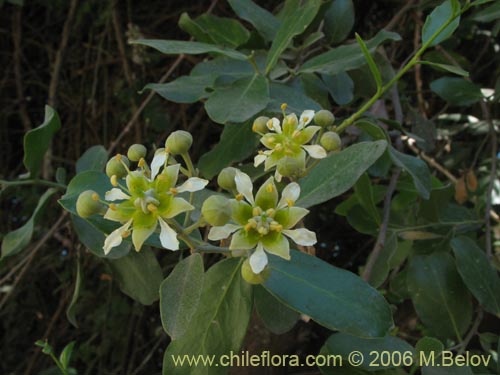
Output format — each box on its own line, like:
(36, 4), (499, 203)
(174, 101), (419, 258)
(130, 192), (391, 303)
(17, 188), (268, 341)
(134, 188), (160, 214)
(244, 206), (282, 237)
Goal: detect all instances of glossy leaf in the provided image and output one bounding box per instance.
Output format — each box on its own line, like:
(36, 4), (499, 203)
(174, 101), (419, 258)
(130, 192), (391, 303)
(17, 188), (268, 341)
(160, 254), (204, 340)
(300, 30), (401, 75)
(324, 0), (355, 44)
(265, 0), (321, 74)
(322, 72), (354, 105)
(163, 258), (252, 374)
(131, 39), (248, 60)
(143, 75), (215, 104)
(430, 77), (483, 106)
(264, 250), (393, 337)
(297, 140), (388, 208)
(389, 147), (431, 199)
(407, 252), (472, 340)
(451, 236), (500, 317)
(198, 122), (259, 179)
(420, 61), (469, 77)
(108, 248), (163, 305)
(23, 105), (61, 178)
(1, 188), (57, 259)
(321, 332), (415, 371)
(227, 0), (280, 41)
(422, 0), (460, 47)
(254, 285), (299, 335)
(179, 13), (250, 48)
(205, 74), (269, 124)
(76, 145), (108, 173)
(355, 33), (382, 88)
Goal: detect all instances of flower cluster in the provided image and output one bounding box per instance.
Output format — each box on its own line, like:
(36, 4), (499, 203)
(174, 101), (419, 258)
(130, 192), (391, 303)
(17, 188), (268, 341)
(207, 169), (316, 275)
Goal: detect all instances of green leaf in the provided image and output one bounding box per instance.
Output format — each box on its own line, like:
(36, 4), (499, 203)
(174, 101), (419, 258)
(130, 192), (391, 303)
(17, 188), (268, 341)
(227, 0), (280, 41)
(389, 147), (431, 199)
(430, 77), (483, 106)
(264, 250), (393, 337)
(265, 0), (322, 74)
(422, 0), (461, 47)
(66, 255), (82, 328)
(163, 258), (252, 375)
(300, 30), (401, 75)
(76, 145), (107, 173)
(451, 236), (500, 317)
(59, 341), (76, 369)
(321, 72), (354, 105)
(354, 173), (381, 224)
(420, 61), (469, 77)
(1, 188), (57, 259)
(205, 74), (269, 124)
(366, 233), (398, 288)
(416, 336), (444, 354)
(160, 254), (204, 340)
(407, 252), (472, 340)
(266, 82), (322, 113)
(198, 122), (259, 179)
(191, 54), (265, 77)
(23, 105), (61, 178)
(179, 13), (250, 48)
(471, 1), (500, 22)
(356, 120), (389, 141)
(355, 33), (382, 89)
(131, 39), (248, 60)
(324, 0), (355, 44)
(421, 366), (474, 375)
(254, 285), (299, 335)
(320, 332), (415, 372)
(142, 75), (215, 104)
(297, 140), (388, 208)
(107, 249), (163, 305)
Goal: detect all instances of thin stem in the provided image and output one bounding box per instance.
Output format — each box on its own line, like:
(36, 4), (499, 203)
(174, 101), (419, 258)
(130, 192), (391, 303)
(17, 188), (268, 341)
(49, 352), (68, 375)
(0, 179), (66, 189)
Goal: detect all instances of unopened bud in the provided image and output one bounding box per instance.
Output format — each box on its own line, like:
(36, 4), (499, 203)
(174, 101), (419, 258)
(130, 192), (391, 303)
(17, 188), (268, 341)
(76, 190), (103, 218)
(217, 167), (237, 192)
(241, 258), (271, 284)
(127, 144), (147, 162)
(277, 157), (305, 179)
(320, 131), (341, 151)
(106, 155), (129, 178)
(201, 195), (232, 226)
(165, 130), (193, 155)
(252, 116), (270, 133)
(314, 110), (335, 127)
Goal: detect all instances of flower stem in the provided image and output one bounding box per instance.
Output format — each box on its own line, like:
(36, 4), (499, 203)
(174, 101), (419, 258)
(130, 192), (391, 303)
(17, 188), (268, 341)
(0, 179), (66, 189)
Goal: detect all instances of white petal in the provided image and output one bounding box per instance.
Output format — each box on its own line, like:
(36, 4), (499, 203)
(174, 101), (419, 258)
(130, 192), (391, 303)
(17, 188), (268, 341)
(158, 218), (179, 251)
(299, 110), (315, 128)
(249, 243), (268, 274)
(274, 169), (282, 183)
(302, 144), (327, 159)
(254, 154), (267, 167)
(267, 118), (282, 133)
(278, 182), (301, 208)
(151, 150), (167, 180)
(103, 219), (132, 255)
(176, 177), (209, 193)
(208, 224), (241, 241)
(105, 188), (130, 201)
(235, 170), (254, 204)
(283, 228), (317, 246)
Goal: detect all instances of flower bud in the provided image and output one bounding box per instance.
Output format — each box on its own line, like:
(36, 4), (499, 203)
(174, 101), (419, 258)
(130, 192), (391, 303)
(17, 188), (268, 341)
(314, 110), (335, 127)
(217, 167), (238, 192)
(277, 156), (306, 179)
(76, 190), (103, 218)
(165, 130), (193, 155)
(252, 116), (270, 133)
(241, 259), (270, 284)
(201, 195), (232, 226)
(320, 131), (341, 151)
(106, 155), (129, 178)
(127, 144), (147, 162)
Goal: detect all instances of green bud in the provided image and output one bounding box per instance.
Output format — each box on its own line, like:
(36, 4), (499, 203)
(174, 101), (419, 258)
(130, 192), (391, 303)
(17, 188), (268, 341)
(76, 190), (103, 218)
(314, 110), (335, 127)
(252, 116), (269, 133)
(165, 130), (193, 155)
(105, 155), (129, 178)
(277, 156), (306, 179)
(201, 195), (232, 226)
(320, 131), (341, 151)
(241, 259), (270, 284)
(217, 167), (238, 192)
(127, 144), (147, 162)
